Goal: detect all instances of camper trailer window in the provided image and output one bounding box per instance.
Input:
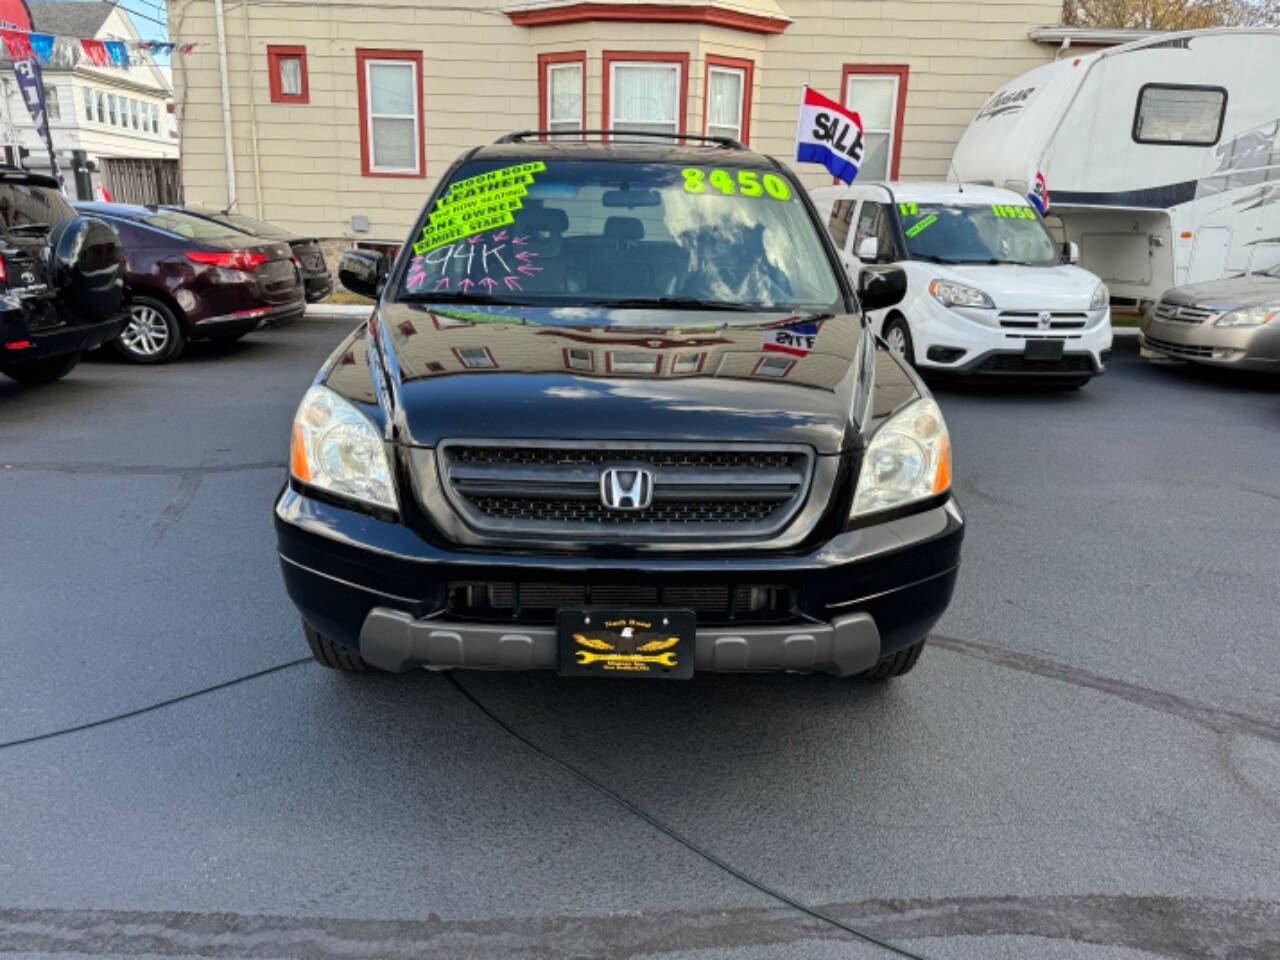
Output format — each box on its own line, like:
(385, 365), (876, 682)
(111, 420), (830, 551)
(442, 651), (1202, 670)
(1133, 84), (1227, 147)
(900, 203), (1058, 266)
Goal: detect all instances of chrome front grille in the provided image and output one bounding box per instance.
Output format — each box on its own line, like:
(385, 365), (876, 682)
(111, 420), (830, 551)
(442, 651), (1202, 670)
(998, 311), (1089, 330)
(1153, 301), (1214, 324)
(437, 440), (814, 541)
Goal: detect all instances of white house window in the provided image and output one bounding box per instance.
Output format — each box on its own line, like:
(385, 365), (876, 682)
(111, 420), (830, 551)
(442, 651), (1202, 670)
(547, 62), (582, 136)
(44, 85), (60, 121)
(455, 346), (496, 369)
(83, 87), (93, 121)
(107, 93), (117, 125)
(151, 103), (159, 133)
(279, 57), (303, 97)
(361, 54), (421, 174)
(610, 61), (680, 137)
(706, 67), (743, 142)
(844, 69), (905, 180)
(96, 91), (105, 123)
(754, 355), (794, 378)
(130, 98), (140, 130)
(565, 347), (593, 371)
(1133, 84), (1226, 145)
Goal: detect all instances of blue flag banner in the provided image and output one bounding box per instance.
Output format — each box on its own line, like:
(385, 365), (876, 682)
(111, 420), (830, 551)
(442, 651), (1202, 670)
(13, 56), (64, 189)
(28, 31), (53, 63)
(104, 39), (129, 67)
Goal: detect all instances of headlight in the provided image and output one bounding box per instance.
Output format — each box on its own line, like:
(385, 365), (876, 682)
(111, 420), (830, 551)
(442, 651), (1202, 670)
(1089, 282), (1109, 311)
(852, 398), (952, 519)
(929, 278), (994, 309)
(289, 385), (397, 510)
(1214, 306), (1278, 327)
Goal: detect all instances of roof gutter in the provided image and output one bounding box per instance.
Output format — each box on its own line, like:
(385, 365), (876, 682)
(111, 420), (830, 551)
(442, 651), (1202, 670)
(213, 0), (237, 211)
(1028, 26), (1163, 46)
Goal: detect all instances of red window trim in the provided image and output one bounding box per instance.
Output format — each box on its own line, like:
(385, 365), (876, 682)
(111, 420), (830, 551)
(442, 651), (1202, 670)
(671, 351), (707, 375)
(840, 63), (909, 179)
(602, 51), (689, 139)
(509, 4), (788, 35)
(452, 345), (499, 369)
(538, 51), (586, 137)
(355, 48), (426, 179)
(702, 54), (753, 145)
(753, 355), (794, 378)
(563, 346), (595, 371)
(267, 45), (309, 104)
(604, 350), (661, 374)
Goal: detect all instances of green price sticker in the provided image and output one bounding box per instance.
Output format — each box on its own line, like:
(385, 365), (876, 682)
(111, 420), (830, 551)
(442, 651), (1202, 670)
(904, 214), (937, 238)
(992, 204), (1037, 220)
(897, 202), (918, 216)
(681, 168), (792, 201)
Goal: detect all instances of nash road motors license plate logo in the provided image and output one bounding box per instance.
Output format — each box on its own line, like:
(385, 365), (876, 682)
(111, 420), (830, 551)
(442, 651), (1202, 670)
(574, 617), (680, 673)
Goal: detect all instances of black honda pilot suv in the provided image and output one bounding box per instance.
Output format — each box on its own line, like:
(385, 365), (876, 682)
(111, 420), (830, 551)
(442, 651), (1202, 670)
(275, 134), (964, 682)
(0, 167), (129, 385)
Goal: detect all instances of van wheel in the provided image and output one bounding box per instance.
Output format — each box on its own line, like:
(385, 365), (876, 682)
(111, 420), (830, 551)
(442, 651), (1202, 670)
(882, 316), (915, 366)
(304, 621), (372, 672)
(0, 350), (81, 384)
(115, 298), (185, 364)
(858, 639), (926, 682)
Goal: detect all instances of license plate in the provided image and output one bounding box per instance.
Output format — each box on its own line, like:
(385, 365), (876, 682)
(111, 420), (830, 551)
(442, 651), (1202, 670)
(557, 609), (695, 679)
(1024, 339), (1064, 360)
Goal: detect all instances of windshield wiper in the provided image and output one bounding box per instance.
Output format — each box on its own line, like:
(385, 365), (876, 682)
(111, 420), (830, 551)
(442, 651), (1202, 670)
(913, 254), (963, 264)
(398, 291), (529, 306)
(582, 297), (760, 312)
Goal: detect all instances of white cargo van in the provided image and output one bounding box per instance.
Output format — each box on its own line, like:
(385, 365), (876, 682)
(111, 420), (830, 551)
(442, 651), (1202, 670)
(811, 181), (1112, 385)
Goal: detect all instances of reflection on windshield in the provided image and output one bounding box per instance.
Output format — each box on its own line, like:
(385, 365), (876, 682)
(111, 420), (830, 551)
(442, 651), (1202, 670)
(901, 203), (1058, 265)
(397, 160), (842, 312)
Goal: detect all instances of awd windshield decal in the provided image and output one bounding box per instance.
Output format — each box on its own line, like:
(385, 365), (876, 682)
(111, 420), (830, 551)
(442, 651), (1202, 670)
(904, 214), (937, 237)
(413, 161), (547, 254)
(404, 228), (541, 295)
(992, 204), (1037, 220)
(681, 167), (792, 200)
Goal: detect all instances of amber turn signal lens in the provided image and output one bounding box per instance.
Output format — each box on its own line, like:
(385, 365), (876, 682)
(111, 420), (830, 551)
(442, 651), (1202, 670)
(290, 421), (311, 482)
(933, 436), (952, 494)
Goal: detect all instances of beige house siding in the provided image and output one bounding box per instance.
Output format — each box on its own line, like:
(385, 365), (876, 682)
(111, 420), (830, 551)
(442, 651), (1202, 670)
(170, 0), (1059, 242)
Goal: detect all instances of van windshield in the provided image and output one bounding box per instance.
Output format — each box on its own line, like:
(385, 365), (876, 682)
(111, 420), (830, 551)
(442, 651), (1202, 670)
(899, 202), (1059, 266)
(396, 159), (842, 312)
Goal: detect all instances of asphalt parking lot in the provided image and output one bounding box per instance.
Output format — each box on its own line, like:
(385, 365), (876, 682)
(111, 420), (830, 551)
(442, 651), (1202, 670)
(2, 320), (1278, 960)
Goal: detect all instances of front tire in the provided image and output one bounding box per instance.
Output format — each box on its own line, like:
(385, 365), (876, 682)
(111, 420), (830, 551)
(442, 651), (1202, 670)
(858, 638), (926, 682)
(882, 315), (915, 367)
(115, 297), (185, 364)
(304, 622), (371, 672)
(0, 350), (81, 384)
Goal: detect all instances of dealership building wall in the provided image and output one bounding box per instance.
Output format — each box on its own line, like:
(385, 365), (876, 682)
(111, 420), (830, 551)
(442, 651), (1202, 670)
(169, 0), (1060, 243)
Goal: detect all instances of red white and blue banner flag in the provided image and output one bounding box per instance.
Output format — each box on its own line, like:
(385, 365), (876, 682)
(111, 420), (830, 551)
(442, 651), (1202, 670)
(1028, 170), (1050, 215)
(794, 85), (864, 184)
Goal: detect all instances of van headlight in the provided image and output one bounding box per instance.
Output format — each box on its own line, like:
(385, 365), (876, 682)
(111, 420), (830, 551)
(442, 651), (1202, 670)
(852, 398), (952, 518)
(289, 385), (397, 510)
(1215, 306), (1277, 327)
(929, 278), (994, 309)
(1090, 282), (1109, 311)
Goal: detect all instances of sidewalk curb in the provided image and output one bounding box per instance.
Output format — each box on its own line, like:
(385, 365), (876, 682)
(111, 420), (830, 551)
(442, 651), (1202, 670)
(305, 303), (373, 319)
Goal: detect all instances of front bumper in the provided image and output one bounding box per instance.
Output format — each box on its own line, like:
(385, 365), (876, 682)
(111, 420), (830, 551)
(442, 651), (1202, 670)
(1140, 318), (1280, 371)
(275, 487), (964, 676)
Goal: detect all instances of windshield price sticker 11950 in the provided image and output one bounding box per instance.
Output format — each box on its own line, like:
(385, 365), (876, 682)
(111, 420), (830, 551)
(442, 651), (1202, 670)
(992, 204), (1037, 220)
(681, 168), (792, 201)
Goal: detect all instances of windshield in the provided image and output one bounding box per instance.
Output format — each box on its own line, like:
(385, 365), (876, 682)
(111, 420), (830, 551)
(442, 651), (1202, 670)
(396, 159), (842, 312)
(899, 201), (1058, 265)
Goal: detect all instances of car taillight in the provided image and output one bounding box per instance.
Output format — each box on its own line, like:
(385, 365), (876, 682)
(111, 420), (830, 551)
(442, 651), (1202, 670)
(186, 250), (268, 271)
(0, 256), (8, 284)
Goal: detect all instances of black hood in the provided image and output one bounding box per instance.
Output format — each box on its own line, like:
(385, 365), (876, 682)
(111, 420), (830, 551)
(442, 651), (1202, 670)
(322, 302), (875, 455)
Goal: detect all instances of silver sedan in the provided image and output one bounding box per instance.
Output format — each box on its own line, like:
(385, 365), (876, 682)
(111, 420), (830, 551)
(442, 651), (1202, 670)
(1141, 266), (1280, 372)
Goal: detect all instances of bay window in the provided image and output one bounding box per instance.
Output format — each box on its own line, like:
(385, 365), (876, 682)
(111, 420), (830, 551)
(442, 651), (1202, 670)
(539, 52), (584, 138)
(604, 52), (688, 138)
(704, 55), (752, 144)
(356, 49), (424, 177)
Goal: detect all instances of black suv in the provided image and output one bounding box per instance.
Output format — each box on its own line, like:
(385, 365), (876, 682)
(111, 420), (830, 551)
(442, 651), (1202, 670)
(0, 168), (129, 384)
(275, 135), (963, 681)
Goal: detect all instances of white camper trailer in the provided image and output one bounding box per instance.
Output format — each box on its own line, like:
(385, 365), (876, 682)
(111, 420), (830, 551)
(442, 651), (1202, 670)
(950, 29), (1280, 310)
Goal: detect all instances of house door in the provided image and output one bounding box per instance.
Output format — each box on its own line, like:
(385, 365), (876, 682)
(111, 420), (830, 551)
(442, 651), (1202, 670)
(1187, 227), (1231, 284)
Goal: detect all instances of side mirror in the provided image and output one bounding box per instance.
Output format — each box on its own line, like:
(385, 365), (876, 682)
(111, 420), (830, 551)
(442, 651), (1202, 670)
(858, 266), (907, 313)
(1062, 241), (1080, 265)
(338, 249), (387, 300)
(856, 236), (880, 262)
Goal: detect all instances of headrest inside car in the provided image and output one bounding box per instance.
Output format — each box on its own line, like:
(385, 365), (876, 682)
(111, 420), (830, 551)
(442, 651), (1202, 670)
(604, 216), (644, 242)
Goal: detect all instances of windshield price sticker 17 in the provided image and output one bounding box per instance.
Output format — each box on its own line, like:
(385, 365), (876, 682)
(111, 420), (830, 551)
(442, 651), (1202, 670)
(681, 167), (792, 200)
(415, 161), (547, 254)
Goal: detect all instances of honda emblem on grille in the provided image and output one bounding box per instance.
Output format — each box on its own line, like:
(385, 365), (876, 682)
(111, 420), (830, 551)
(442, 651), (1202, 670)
(600, 467), (653, 511)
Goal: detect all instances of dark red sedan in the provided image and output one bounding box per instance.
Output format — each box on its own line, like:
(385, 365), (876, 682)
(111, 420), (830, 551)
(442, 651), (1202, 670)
(73, 203), (305, 363)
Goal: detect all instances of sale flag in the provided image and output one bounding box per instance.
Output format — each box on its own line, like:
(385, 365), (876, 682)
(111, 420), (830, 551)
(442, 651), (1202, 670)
(795, 86), (864, 184)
